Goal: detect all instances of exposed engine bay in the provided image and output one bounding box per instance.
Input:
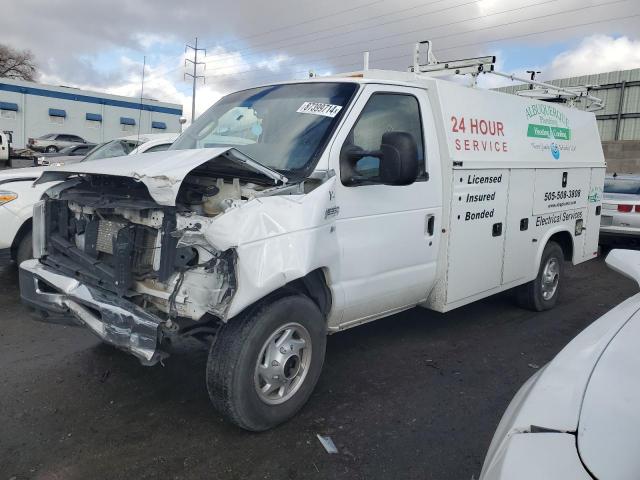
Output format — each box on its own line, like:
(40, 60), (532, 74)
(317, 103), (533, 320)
(38, 165), (317, 328)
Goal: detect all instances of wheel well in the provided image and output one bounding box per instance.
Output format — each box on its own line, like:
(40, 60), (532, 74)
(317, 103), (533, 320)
(260, 269), (332, 318)
(548, 230), (573, 261)
(11, 218), (32, 259)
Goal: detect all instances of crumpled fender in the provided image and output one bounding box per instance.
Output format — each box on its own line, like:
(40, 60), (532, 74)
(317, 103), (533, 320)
(204, 176), (343, 320)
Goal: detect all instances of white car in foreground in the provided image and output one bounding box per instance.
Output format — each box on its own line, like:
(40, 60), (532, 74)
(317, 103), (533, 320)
(0, 133), (178, 265)
(480, 249), (640, 480)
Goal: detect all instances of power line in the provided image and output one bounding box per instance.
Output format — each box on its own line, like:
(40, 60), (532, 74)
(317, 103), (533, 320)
(142, 0), (390, 82)
(142, 0), (446, 83)
(199, 0), (566, 79)
(202, 0), (451, 65)
(202, 0), (388, 52)
(196, 7), (639, 89)
(141, 0), (556, 82)
(361, 10), (640, 70)
(200, 0), (632, 81)
(204, 0), (558, 72)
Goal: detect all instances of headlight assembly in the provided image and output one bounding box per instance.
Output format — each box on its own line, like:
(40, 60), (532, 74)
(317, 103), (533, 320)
(0, 191), (18, 206)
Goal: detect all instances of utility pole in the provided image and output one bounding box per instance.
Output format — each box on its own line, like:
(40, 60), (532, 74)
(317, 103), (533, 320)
(526, 70), (541, 90)
(137, 55), (146, 143)
(185, 37), (206, 122)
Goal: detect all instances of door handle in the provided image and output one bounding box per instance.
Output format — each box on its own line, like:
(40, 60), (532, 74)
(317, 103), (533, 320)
(426, 214), (435, 236)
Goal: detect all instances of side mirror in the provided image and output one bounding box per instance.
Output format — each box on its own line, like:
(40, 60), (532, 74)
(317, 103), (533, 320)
(340, 131), (420, 186)
(379, 131), (419, 186)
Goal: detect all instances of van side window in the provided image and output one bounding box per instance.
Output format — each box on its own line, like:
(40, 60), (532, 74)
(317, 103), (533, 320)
(341, 93), (425, 186)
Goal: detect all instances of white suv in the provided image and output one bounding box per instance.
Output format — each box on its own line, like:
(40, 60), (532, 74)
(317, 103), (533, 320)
(0, 133), (178, 265)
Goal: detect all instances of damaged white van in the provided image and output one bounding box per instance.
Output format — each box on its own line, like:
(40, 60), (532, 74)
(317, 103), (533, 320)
(19, 65), (605, 430)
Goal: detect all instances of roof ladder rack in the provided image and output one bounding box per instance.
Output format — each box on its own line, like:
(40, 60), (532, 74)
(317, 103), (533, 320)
(489, 71), (604, 111)
(409, 40), (604, 111)
(410, 41), (496, 78)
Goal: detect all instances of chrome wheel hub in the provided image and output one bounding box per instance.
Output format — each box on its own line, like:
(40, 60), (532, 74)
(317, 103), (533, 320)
(541, 257), (560, 300)
(254, 322), (312, 405)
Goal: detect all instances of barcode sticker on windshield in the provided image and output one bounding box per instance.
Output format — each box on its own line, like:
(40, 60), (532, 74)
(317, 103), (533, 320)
(297, 102), (342, 118)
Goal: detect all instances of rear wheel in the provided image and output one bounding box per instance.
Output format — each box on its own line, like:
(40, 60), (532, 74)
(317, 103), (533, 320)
(516, 241), (564, 311)
(45, 145), (58, 153)
(206, 294), (326, 431)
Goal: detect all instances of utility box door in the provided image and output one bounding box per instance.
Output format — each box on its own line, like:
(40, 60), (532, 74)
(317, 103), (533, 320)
(580, 167), (605, 262)
(502, 169), (536, 284)
(447, 169), (509, 304)
(532, 168), (591, 215)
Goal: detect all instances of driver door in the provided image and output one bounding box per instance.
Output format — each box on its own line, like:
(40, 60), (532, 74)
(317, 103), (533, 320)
(330, 85), (441, 326)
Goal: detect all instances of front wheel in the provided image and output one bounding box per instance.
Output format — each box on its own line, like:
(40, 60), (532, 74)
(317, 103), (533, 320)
(45, 145), (58, 153)
(206, 294), (326, 431)
(516, 241), (564, 311)
(15, 230), (33, 266)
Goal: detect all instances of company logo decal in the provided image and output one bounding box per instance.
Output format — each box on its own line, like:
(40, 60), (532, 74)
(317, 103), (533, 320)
(525, 104), (575, 159)
(588, 187), (602, 203)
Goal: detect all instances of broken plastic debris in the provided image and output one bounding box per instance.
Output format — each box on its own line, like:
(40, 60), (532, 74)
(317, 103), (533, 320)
(316, 434), (338, 454)
(527, 363), (540, 369)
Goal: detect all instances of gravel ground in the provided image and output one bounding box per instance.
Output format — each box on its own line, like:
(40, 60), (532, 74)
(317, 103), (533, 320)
(0, 256), (635, 480)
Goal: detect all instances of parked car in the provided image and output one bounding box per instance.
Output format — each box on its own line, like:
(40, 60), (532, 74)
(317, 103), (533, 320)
(28, 133), (87, 153)
(87, 133), (178, 159)
(0, 133), (178, 265)
(0, 131), (10, 165)
(17, 69), (604, 431)
(480, 248), (640, 480)
(600, 174), (640, 246)
(36, 143), (97, 166)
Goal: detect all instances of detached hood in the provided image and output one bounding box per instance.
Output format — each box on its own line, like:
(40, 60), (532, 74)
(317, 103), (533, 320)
(34, 147), (288, 206)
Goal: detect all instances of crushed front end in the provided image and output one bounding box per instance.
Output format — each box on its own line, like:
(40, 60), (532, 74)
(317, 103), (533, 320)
(20, 174), (238, 365)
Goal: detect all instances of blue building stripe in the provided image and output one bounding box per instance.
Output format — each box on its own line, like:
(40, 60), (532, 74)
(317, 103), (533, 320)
(0, 101), (18, 111)
(120, 117), (136, 125)
(49, 108), (66, 117)
(0, 82), (182, 116)
(151, 121), (167, 129)
(86, 112), (102, 121)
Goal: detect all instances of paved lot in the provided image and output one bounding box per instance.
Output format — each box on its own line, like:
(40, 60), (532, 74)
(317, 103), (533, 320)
(0, 256), (636, 480)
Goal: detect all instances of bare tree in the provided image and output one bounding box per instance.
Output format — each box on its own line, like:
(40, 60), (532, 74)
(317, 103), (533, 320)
(0, 44), (37, 81)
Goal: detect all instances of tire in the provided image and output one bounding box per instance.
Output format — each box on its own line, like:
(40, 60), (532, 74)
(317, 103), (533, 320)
(45, 145), (58, 153)
(206, 294), (326, 431)
(15, 230), (33, 266)
(516, 241), (564, 311)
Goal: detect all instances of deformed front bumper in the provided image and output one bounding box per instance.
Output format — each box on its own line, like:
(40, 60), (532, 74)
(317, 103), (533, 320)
(19, 259), (165, 365)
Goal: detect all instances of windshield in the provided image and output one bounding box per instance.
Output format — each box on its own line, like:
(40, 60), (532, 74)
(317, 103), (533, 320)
(604, 178), (640, 195)
(170, 82), (358, 176)
(82, 139), (142, 162)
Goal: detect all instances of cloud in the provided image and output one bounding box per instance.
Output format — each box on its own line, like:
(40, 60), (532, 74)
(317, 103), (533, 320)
(39, 54), (225, 123)
(256, 54), (291, 72)
(543, 34), (640, 80)
(2, 0), (640, 120)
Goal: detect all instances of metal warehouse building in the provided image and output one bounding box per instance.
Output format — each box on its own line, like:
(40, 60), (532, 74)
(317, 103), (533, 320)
(496, 68), (640, 172)
(0, 78), (183, 149)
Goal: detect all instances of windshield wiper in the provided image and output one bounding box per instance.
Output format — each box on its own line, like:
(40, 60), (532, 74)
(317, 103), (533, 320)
(221, 148), (288, 185)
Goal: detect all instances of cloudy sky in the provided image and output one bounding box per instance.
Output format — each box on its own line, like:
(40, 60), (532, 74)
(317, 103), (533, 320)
(2, 0), (640, 119)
